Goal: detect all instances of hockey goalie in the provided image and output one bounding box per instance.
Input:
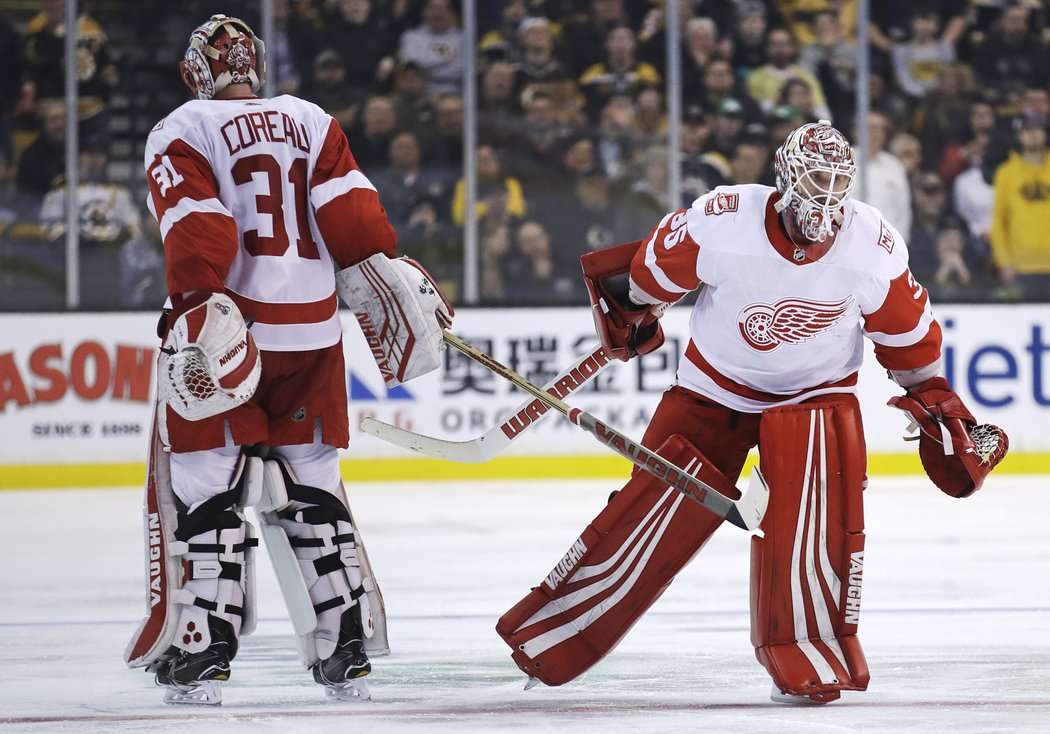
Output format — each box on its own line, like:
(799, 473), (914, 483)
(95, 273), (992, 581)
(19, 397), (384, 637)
(125, 14), (452, 705)
(496, 120), (1008, 703)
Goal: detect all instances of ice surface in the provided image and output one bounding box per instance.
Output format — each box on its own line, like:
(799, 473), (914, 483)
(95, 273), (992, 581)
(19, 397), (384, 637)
(0, 475), (1048, 733)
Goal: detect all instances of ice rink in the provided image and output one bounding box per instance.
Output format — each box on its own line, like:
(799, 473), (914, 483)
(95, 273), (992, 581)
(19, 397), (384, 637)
(1, 474), (1048, 733)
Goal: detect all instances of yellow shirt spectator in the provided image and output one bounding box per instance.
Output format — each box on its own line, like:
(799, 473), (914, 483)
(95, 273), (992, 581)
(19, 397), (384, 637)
(990, 147), (1050, 275)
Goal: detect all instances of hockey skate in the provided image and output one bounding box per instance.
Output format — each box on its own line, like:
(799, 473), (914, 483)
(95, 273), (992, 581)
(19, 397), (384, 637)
(770, 683), (840, 705)
(153, 617), (236, 705)
(311, 608), (372, 701)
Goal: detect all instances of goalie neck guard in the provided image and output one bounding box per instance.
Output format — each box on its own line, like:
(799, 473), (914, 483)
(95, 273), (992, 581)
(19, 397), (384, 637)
(181, 14), (266, 100)
(773, 120), (856, 244)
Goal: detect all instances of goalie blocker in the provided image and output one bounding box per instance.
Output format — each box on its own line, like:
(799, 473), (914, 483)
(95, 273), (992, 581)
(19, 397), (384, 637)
(497, 397), (869, 703)
(336, 254), (454, 387)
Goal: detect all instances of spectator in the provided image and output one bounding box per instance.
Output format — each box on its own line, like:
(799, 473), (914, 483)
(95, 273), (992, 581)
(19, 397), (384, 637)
(916, 62), (978, 171)
(931, 216), (974, 296)
(301, 49), (361, 131)
(799, 11), (856, 127)
(479, 220), (512, 300)
(776, 0), (856, 46)
(501, 219), (567, 302)
(889, 131), (923, 178)
(871, 0), (969, 50)
(514, 17), (572, 103)
(559, 0), (631, 77)
(868, 68), (911, 130)
(731, 1), (771, 77)
(707, 97), (747, 159)
(15, 100), (65, 197)
(579, 25), (662, 121)
(371, 130), (450, 233)
(0, 13), (22, 169)
(989, 112), (1050, 299)
(746, 28), (832, 120)
(347, 94), (398, 171)
(632, 87), (667, 144)
(20, 0), (117, 133)
(505, 90), (572, 179)
(891, 6), (956, 100)
(39, 136), (163, 308)
(680, 105), (727, 202)
(323, 0), (398, 94)
(452, 144), (527, 226)
(478, 61), (520, 150)
(398, 0), (464, 95)
(593, 95), (639, 181)
(974, 4), (1049, 92)
(729, 137), (770, 185)
(625, 144), (670, 216)
(776, 77), (820, 122)
(478, 0), (529, 67)
(421, 92), (465, 169)
(267, 0), (313, 95)
(389, 60), (436, 134)
(697, 59), (763, 123)
(681, 17), (723, 82)
(857, 111), (912, 235)
(907, 170), (949, 280)
(952, 130), (994, 249)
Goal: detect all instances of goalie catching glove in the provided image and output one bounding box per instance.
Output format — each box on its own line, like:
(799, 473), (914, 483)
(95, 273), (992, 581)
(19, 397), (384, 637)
(582, 240), (671, 362)
(160, 293), (261, 421)
(888, 377), (1008, 497)
(336, 254), (454, 387)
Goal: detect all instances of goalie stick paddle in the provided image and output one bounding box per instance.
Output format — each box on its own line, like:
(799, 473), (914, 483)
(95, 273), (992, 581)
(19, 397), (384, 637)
(360, 344), (613, 463)
(441, 331), (769, 531)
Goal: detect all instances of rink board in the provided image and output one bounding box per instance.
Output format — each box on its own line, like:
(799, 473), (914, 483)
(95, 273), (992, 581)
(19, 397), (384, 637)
(1, 305), (1046, 487)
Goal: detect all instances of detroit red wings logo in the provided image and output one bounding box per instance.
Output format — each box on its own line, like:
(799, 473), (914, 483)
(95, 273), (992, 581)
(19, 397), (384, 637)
(738, 295), (855, 352)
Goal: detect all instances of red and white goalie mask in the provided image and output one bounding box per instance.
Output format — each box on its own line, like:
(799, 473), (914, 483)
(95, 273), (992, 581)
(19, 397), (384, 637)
(774, 120), (856, 243)
(180, 14), (265, 100)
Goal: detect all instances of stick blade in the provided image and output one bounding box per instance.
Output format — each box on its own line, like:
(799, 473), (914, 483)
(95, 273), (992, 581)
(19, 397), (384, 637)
(724, 467), (770, 531)
(359, 417), (489, 463)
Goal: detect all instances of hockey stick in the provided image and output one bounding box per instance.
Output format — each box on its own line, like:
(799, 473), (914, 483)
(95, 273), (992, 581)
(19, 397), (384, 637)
(441, 331), (768, 532)
(360, 343), (613, 462)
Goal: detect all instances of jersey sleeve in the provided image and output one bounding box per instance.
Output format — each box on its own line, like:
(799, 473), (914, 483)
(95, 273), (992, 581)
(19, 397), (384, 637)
(145, 130), (238, 297)
(861, 266), (942, 376)
(310, 118), (397, 269)
(629, 209), (703, 304)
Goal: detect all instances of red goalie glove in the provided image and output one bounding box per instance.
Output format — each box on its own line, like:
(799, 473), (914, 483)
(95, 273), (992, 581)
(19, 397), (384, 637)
(582, 240), (665, 362)
(888, 377), (1008, 498)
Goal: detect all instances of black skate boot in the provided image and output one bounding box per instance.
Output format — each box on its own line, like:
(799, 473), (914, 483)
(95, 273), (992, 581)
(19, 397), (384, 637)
(311, 607), (372, 700)
(154, 616), (237, 705)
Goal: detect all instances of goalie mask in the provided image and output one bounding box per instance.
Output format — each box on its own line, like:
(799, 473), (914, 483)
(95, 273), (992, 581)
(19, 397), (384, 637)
(181, 14), (265, 100)
(774, 120), (856, 244)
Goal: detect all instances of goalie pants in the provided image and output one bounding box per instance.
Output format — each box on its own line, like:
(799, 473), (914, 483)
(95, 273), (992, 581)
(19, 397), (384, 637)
(500, 386), (869, 697)
(161, 343), (350, 454)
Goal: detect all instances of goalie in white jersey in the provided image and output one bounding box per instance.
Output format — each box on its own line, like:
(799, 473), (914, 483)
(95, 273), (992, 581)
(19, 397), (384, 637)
(125, 15), (453, 704)
(497, 120), (1008, 703)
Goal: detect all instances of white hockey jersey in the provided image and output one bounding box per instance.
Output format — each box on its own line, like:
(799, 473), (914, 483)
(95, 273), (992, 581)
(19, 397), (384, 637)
(630, 185), (942, 412)
(144, 95), (397, 351)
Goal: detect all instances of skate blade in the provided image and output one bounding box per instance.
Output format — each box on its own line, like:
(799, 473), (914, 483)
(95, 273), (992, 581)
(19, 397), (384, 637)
(324, 678), (371, 702)
(164, 680), (222, 705)
(770, 684), (837, 705)
(524, 676), (542, 691)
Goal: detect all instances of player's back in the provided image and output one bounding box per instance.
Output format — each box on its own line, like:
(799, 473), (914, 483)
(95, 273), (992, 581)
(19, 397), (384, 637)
(146, 95), (351, 350)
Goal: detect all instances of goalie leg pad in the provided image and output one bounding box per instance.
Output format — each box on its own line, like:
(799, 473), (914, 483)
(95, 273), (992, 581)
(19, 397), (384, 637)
(255, 457), (386, 666)
(496, 434), (739, 686)
(125, 428), (262, 669)
(750, 397), (869, 702)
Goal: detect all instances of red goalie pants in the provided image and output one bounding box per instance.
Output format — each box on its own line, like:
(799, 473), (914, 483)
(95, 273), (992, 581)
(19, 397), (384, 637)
(497, 387), (869, 696)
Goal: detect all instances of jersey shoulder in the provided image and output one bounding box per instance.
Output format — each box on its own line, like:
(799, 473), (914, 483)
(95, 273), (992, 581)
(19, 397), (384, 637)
(144, 100), (215, 164)
(839, 198), (910, 278)
(686, 184), (774, 247)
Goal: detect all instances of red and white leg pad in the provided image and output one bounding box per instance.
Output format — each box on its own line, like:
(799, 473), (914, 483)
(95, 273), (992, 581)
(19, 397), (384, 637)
(496, 434), (739, 686)
(750, 399), (870, 703)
